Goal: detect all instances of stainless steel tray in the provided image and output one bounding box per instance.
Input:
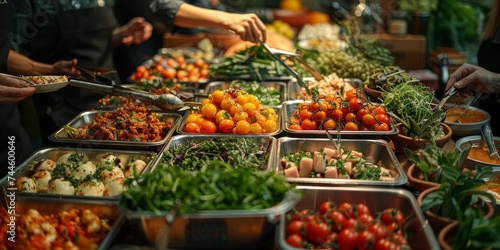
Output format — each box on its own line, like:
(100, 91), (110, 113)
(49, 110), (181, 151)
(282, 100), (398, 138)
(276, 186), (439, 250)
(288, 77), (366, 100)
(4, 195), (124, 250)
(204, 81), (288, 108)
(123, 190), (301, 249)
(274, 137), (407, 186)
(176, 107), (283, 136)
(151, 134), (277, 172)
(0, 147), (157, 200)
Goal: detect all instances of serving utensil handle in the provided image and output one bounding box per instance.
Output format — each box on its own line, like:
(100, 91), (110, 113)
(481, 124), (500, 159)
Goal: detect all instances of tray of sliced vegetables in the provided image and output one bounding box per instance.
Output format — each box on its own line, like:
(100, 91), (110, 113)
(275, 137), (406, 186)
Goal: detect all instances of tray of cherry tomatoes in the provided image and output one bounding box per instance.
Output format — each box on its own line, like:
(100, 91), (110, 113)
(282, 89), (397, 138)
(276, 186), (439, 250)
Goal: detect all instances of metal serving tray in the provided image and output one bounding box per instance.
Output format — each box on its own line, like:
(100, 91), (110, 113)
(274, 137), (407, 186)
(152, 134), (277, 172)
(4, 195), (125, 250)
(123, 190), (301, 249)
(204, 81), (288, 108)
(0, 147), (157, 200)
(288, 77), (366, 100)
(282, 100), (398, 138)
(276, 186), (439, 250)
(176, 107), (283, 136)
(49, 110), (181, 151)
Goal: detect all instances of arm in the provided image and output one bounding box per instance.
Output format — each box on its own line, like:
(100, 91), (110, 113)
(446, 63), (500, 97)
(7, 50), (80, 77)
(150, 1), (266, 42)
(0, 75), (35, 103)
(113, 17), (153, 47)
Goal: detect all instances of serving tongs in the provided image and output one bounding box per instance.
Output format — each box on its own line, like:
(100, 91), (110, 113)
(432, 86), (458, 112)
(259, 40), (312, 95)
(69, 79), (185, 111)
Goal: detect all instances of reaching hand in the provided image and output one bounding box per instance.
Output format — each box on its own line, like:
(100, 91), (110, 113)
(0, 75), (36, 104)
(446, 63), (500, 97)
(224, 13), (266, 43)
(52, 58), (80, 77)
(121, 17), (153, 46)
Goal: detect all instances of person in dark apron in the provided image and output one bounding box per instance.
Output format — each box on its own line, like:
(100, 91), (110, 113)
(0, 1), (34, 178)
(11, 0), (152, 148)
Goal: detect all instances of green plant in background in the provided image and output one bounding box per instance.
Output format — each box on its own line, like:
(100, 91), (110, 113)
(400, 0), (438, 12)
(450, 207), (500, 250)
(404, 134), (468, 183)
(420, 165), (496, 220)
(432, 0), (480, 52)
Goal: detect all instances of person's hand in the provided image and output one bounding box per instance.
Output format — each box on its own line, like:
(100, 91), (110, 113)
(224, 13), (266, 43)
(121, 17), (153, 46)
(52, 58), (80, 77)
(0, 75), (36, 103)
(446, 63), (500, 97)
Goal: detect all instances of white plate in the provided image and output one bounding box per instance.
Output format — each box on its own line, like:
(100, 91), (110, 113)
(23, 75), (69, 93)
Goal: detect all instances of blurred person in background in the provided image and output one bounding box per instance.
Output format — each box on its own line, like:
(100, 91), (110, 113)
(476, 0), (500, 135)
(11, 0), (153, 148)
(0, 1), (77, 177)
(114, 0), (264, 83)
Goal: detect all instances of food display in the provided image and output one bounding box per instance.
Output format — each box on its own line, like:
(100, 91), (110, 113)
(0, 207), (113, 249)
(0, 195), (122, 250)
(130, 54), (210, 83)
(159, 135), (274, 171)
(181, 85), (280, 134)
(122, 160), (297, 213)
(277, 186), (439, 250)
(280, 146), (394, 181)
(444, 105), (489, 123)
(285, 93), (392, 132)
(291, 73), (360, 101)
(275, 138), (406, 186)
(22, 75), (69, 85)
(477, 169), (500, 203)
(284, 202), (410, 249)
(7, 148), (154, 197)
(62, 102), (174, 142)
(205, 80), (285, 107)
(209, 45), (293, 81)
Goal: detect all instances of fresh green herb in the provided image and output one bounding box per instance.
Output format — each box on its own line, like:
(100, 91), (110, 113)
(209, 45), (291, 81)
(161, 137), (272, 171)
(121, 160), (300, 213)
(382, 81), (444, 139)
(227, 80), (283, 106)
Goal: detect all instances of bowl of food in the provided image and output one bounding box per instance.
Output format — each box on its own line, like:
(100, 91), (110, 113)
(444, 105), (491, 138)
(455, 135), (500, 169)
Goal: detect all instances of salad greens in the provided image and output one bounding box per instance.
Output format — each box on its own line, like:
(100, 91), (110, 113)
(161, 137), (272, 171)
(122, 160), (299, 213)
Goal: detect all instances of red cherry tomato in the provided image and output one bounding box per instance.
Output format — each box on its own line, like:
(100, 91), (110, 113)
(286, 234), (304, 248)
(349, 97), (364, 112)
(319, 201), (334, 215)
(376, 113), (391, 126)
(287, 220), (306, 236)
(368, 223), (389, 240)
(306, 221), (331, 244)
(356, 230), (377, 250)
(337, 227), (359, 250)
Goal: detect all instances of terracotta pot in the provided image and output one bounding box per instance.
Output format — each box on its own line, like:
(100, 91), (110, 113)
(438, 221), (458, 250)
(406, 163), (440, 193)
(417, 186), (494, 236)
(391, 123), (453, 156)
